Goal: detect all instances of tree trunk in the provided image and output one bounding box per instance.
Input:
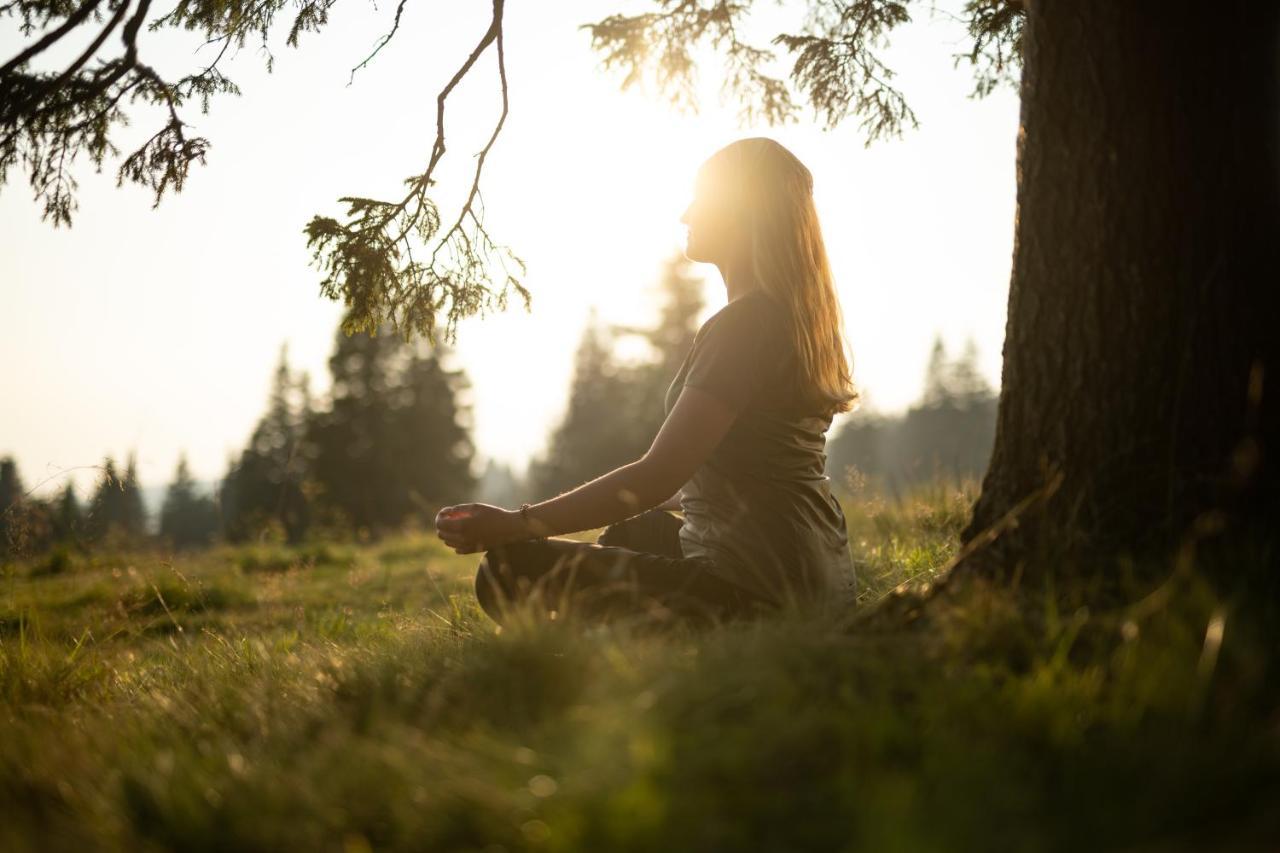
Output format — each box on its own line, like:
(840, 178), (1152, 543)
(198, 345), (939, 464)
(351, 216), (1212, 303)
(961, 1), (1280, 583)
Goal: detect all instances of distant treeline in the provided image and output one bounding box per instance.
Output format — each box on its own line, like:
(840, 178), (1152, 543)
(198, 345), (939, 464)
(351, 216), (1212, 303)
(2, 254), (998, 560)
(0, 252), (704, 559)
(0, 455), (148, 558)
(826, 338), (999, 496)
(0, 311), (476, 557)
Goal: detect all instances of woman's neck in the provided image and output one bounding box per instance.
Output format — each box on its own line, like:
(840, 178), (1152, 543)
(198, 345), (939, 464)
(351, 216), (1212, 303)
(717, 254), (760, 303)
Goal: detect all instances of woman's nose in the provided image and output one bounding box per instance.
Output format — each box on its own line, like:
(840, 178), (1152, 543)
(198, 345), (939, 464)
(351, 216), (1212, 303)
(679, 204), (692, 225)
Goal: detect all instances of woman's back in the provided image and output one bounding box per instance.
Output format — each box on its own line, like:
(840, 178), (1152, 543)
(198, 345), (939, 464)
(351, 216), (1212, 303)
(664, 288), (857, 608)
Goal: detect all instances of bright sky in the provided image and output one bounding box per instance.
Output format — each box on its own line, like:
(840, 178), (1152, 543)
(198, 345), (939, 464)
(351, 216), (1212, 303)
(0, 1), (1019, 497)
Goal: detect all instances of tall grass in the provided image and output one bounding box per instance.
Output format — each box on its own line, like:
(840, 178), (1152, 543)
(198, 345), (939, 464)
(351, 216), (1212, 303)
(1, 487), (1277, 852)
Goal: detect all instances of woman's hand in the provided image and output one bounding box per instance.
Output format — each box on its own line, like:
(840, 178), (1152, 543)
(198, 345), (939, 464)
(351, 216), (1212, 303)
(434, 503), (526, 554)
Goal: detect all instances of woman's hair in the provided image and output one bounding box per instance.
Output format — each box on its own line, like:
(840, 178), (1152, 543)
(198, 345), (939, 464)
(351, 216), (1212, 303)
(700, 136), (859, 417)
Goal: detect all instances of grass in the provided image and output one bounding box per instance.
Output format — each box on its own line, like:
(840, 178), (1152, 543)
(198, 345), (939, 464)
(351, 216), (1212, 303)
(1, 484), (1277, 852)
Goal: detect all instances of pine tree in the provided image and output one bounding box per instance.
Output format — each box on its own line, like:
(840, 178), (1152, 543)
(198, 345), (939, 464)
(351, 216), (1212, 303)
(827, 338), (998, 492)
(120, 453), (147, 537)
(391, 348), (477, 517)
(0, 456), (25, 557)
(87, 456), (146, 544)
(160, 454), (220, 549)
(948, 338), (994, 408)
(86, 458), (120, 541)
(308, 315), (477, 533)
(921, 336), (951, 409)
(52, 483), (83, 546)
(221, 346), (313, 544)
(0, 457), (21, 514)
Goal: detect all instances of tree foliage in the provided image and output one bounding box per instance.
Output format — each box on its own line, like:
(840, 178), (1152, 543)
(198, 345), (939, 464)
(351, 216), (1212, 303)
(50, 481), (83, 546)
(0, 456), (89, 558)
(828, 334), (997, 493)
(306, 313), (477, 534)
(85, 453), (147, 543)
(0, 455), (28, 557)
(220, 346), (313, 544)
(159, 452), (220, 548)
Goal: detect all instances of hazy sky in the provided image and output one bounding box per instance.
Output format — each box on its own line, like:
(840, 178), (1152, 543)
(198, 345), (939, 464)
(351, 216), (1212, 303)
(1, 1), (1019, 497)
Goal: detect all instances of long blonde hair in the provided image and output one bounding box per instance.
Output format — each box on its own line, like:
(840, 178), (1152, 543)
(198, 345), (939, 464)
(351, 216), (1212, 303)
(701, 137), (859, 417)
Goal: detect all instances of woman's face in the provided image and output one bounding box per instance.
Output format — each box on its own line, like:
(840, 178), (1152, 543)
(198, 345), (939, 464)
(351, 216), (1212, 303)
(680, 165), (739, 266)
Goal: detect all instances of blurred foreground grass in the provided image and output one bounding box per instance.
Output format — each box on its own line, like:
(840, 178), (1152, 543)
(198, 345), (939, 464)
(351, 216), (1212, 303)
(2, 483), (1278, 852)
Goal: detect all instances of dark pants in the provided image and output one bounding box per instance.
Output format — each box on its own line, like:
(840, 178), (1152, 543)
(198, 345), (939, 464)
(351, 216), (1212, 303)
(473, 508), (772, 628)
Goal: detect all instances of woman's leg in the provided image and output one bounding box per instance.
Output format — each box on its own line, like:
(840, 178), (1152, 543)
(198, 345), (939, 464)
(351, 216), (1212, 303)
(473, 510), (765, 628)
(476, 509), (681, 621)
(594, 507), (684, 555)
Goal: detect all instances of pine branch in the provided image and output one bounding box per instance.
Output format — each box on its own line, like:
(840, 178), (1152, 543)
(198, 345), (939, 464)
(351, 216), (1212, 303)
(304, 0), (531, 348)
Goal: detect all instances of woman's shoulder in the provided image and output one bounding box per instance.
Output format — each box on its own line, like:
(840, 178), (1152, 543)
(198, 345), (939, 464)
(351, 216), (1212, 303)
(702, 289), (786, 336)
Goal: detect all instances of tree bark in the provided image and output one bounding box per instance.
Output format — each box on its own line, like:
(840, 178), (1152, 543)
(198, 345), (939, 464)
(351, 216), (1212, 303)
(961, 0), (1280, 583)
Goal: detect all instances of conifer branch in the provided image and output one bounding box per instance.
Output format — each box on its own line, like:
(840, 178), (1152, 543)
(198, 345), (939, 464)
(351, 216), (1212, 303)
(304, 0), (530, 348)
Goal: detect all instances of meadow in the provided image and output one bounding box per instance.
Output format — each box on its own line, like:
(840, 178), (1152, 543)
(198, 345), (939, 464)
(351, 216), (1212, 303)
(2, 484), (1277, 852)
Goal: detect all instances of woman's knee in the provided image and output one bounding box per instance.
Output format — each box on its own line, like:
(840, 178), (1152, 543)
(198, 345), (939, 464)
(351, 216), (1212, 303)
(474, 552), (517, 622)
(473, 542), (566, 620)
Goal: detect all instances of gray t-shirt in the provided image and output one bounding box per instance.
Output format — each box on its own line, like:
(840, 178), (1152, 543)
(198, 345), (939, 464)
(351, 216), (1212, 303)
(664, 288), (858, 608)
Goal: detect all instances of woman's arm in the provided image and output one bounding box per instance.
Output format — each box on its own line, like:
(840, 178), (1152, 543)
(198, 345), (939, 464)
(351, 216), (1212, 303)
(436, 386), (740, 552)
(520, 385), (738, 537)
(518, 458), (671, 538)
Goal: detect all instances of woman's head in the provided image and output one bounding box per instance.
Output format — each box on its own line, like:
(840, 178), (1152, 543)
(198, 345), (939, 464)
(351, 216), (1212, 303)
(681, 137), (859, 417)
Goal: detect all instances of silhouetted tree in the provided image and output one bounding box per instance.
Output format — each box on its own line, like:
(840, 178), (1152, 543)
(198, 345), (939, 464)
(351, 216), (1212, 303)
(0, 457), (21, 513)
(307, 314), (476, 534)
(160, 454), (220, 549)
(121, 454), (146, 533)
(948, 339), (992, 406)
(0, 456), (26, 557)
(0, 458), (77, 557)
(921, 337), (951, 409)
(899, 337), (998, 483)
(221, 347), (313, 544)
(86, 454), (146, 544)
(390, 348), (477, 513)
(51, 482), (83, 547)
(828, 412), (886, 490)
(828, 336), (997, 493)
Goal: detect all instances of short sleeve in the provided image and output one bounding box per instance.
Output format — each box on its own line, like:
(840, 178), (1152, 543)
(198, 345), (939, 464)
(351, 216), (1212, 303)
(682, 299), (773, 412)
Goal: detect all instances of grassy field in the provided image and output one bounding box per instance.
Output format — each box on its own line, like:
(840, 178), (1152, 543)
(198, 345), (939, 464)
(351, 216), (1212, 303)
(2, 485), (1278, 852)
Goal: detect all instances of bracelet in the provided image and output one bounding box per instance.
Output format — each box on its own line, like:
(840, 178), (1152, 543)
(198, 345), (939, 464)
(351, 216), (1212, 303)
(519, 502), (547, 539)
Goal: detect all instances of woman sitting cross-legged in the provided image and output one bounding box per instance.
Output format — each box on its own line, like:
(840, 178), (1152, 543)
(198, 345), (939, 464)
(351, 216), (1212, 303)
(434, 136), (860, 629)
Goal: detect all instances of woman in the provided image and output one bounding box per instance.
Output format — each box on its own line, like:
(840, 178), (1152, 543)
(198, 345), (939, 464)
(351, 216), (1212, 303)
(435, 136), (859, 628)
